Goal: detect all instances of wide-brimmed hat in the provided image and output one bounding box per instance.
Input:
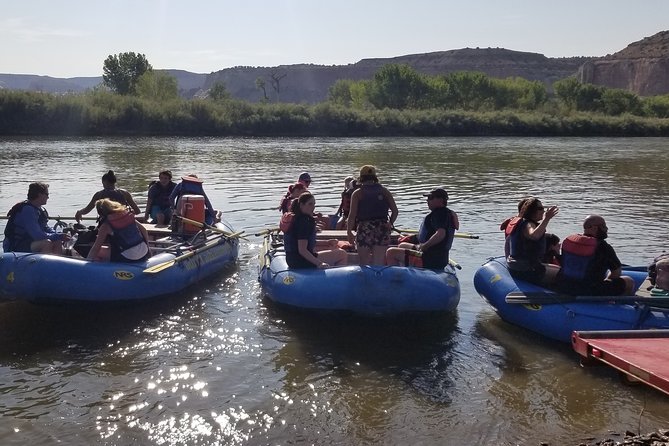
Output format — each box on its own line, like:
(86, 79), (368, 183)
(182, 174), (203, 183)
(423, 188), (449, 200)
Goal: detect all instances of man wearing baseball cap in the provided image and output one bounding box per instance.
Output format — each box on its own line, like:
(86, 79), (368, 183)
(386, 187), (459, 269)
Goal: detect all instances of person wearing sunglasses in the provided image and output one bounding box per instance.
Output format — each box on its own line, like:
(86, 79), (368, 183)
(506, 197), (560, 285)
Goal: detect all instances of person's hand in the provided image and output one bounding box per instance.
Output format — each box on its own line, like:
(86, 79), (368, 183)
(74, 210), (82, 222)
(544, 206), (559, 221)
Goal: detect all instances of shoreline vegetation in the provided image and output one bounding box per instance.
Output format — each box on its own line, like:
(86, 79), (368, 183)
(2, 63), (669, 137)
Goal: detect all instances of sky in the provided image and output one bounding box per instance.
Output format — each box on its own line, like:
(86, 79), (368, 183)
(1, 0), (668, 78)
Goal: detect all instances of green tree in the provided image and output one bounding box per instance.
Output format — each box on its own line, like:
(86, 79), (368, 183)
(445, 71), (494, 110)
(328, 79), (355, 106)
(601, 88), (641, 116)
(368, 64), (430, 109)
(103, 52), (152, 95)
(208, 81), (230, 101)
(135, 71), (178, 101)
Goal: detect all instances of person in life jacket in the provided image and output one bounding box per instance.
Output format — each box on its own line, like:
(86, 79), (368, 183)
(87, 199), (150, 263)
(75, 170), (141, 222)
(386, 188), (460, 270)
(500, 197), (530, 257)
(347, 165), (398, 266)
(145, 170), (177, 225)
(557, 215), (635, 295)
(169, 174), (218, 225)
(335, 177), (356, 230)
(3, 182), (70, 255)
(279, 182), (307, 214)
(506, 197), (560, 285)
(283, 192), (347, 269)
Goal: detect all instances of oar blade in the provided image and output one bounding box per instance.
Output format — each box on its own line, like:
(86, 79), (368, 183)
(143, 260), (176, 274)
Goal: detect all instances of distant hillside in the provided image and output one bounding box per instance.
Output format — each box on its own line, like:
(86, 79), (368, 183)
(578, 30), (669, 96)
(205, 48), (589, 103)
(0, 69), (207, 98)
(3, 31), (669, 101)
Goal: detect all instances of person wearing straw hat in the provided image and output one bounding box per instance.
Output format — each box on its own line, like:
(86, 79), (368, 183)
(347, 165), (398, 266)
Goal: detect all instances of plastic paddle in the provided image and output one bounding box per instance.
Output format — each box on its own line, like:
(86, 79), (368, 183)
(174, 216), (246, 240)
(505, 291), (669, 305)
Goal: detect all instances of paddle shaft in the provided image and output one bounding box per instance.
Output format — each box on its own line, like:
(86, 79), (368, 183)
(394, 228), (479, 239)
(144, 236), (226, 273)
(506, 291), (669, 305)
(174, 215), (245, 239)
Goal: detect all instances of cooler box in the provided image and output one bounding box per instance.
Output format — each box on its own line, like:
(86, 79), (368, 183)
(178, 194), (205, 234)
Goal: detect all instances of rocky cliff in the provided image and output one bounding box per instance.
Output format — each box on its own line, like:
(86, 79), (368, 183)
(205, 48), (589, 103)
(578, 30), (669, 96)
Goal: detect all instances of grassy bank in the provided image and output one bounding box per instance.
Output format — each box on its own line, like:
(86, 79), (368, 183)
(2, 90), (669, 137)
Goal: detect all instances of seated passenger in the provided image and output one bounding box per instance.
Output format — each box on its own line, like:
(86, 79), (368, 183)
(506, 197), (560, 285)
(543, 233), (562, 266)
(3, 182), (70, 255)
(169, 174), (218, 225)
(500, 198), (530, 257)
(75, 170), (141, 222)
(279, 182), (308, 214)
(87, 199), (151, 263)
(386, 188), (459, 269)
(145, 170), (177, 225)
(284, 192), (347, 269)
(556, 215), (635, 296)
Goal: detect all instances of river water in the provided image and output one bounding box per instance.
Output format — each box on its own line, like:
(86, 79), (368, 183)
(0, 136), (668, 445)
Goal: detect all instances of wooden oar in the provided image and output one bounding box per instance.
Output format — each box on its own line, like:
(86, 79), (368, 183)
(505, 291), (669, 306)
(0, 215), (99, 221)
(254, 227), (279, 236)
(174, 216), (246, 240)
(143, 237), (229, 274)
(395, 228), (479, 239)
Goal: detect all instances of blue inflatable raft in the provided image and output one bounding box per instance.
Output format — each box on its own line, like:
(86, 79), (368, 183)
(0, 222), (239, 304)
(258, 231), (460, 316)
(473, 257), (669, 343)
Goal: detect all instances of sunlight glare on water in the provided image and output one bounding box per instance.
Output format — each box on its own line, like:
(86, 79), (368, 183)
(1, 136), (669, 445)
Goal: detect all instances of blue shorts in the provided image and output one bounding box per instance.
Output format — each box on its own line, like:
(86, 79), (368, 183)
(150, 205), (172, 222)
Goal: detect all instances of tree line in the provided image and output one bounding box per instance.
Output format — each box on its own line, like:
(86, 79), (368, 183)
(0, 52), (668, 136)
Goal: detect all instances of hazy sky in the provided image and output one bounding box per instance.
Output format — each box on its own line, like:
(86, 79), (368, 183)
(2, 0), (667, 78)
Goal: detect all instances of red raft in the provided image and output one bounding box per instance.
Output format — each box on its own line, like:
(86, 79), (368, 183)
(572, 329), (669, 397)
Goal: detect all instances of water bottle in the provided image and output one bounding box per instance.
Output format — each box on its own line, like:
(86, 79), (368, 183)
(64, 233), (78, 250)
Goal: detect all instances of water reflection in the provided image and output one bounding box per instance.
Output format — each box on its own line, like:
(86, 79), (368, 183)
(1, 137), (669, 445)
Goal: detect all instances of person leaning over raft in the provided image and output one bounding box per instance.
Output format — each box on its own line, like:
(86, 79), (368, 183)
(87, 199), (151, 263)
(284, 192), (348, 269)
(75, 170), (141, 222)
(386, 188), (459, 269)
(347, 165), (398, 266)
(169, 174), (218, 225)
(3, 182), (71, 255)
(506, 197), (560, 285)
(556, 215), (635, 296)
(145, 170), (177, 225)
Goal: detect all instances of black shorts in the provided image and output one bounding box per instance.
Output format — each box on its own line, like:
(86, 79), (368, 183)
(286, 252), (317, 269)
(587, 278), (627, 296)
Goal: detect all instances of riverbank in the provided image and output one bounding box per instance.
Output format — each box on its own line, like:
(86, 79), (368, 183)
(2, 89), (669, 137)
(571, 429), (669, 446)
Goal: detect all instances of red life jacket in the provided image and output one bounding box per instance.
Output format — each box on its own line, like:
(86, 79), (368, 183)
(560, 234), (598, 280)
(279, 212), (294, 233)
(503, 216), (521, 237)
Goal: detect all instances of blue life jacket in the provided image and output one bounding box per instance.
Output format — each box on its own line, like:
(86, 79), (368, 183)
(3, 201), (49, 251)
(103, 211), (145, 256)
(560, 234), (598, 280)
